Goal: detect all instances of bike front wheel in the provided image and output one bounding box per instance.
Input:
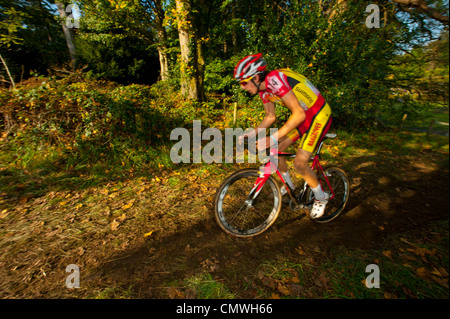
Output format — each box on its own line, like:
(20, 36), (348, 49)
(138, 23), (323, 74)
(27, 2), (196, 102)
(214, 169), (282, 237)
(306, 167), (350, 223)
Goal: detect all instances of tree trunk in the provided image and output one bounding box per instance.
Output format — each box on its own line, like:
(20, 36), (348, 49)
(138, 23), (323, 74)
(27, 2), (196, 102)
(153, 0), (169, 81)
(196, 37), (205, 100)
(56, 2), (77, 71)
(175, 0), (204, 101)
(0, 54), (15, 88)
(176, 0), (193, 98)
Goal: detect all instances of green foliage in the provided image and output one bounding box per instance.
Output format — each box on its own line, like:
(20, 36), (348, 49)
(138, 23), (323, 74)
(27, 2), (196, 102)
(203, 58), (235, 93)
(180, 272), (234, 299)
(0, 76), (223, 173)
(0, 0), (67, 79)
(0, 6), (28, 48)
(389, 29), (449, 109)
(76, 0), (159, 84)
(1, 0), (449, 132)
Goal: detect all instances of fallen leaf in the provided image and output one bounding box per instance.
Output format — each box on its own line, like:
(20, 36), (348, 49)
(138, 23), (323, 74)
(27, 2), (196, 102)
(313, 272), (329, 288)
(413, 247), (434, 257)
(122, 202), (133, 210)
(270, 293), (280, 299)
(431, 267), (449, 278)
(143, 231), (154, 238)
(382, 250), (393, 260)
(378, 225), (385, 231)
(430, 275), (449, 289)
(415, 267), (428, 279)
(296, 246), (305, 255)
(110, 219), (120, 231)
(167, 287), (184, 299)
(384, 292), (397, 299)
(277, 283), (290, 295)
(0, 209), (9, 219)
(78, 247), (85, 256)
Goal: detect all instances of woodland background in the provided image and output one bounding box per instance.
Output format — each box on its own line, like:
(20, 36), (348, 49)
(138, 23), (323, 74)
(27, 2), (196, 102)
(0, 0), (449, 299)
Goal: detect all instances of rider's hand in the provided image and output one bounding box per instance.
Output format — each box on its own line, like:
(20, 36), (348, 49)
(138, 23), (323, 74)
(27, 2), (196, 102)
(256, 136), (271, 152)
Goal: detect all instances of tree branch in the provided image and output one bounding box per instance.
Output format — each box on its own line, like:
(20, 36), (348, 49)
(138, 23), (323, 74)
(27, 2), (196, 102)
(391, 0), (449, 25)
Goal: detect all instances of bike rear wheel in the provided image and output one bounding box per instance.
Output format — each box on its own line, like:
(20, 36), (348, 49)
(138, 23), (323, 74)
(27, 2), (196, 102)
(306, 167), (349, 223)
(214, 169), (282, 237)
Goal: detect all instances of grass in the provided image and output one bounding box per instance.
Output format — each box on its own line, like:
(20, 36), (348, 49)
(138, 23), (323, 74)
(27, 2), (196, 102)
(184, 272), (235, 299)
(166, 272), (235, 299)
(403, 106), (449, 136)
(244, 219), (448, 299)
(0, 106), (448, 299)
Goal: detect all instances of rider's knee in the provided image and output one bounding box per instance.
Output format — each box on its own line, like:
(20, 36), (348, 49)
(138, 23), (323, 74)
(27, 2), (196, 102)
(294, 158), (309, 174)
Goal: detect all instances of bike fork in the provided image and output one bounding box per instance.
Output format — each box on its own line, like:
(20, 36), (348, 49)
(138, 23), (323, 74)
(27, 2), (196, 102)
(246, 175), (270, 206)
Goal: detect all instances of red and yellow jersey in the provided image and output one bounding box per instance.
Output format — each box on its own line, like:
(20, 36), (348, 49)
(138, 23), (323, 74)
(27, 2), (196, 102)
(259, 68), (332, 153)
(259, 68), (322, 111)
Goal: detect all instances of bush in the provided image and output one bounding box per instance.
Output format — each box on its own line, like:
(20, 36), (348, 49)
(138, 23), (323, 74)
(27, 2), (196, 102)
(0, 75), (229, 172)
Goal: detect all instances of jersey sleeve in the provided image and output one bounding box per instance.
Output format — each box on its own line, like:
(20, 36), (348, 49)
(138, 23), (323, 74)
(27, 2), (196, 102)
(266, 71), (292, 98)
(259, 91), (270, 104)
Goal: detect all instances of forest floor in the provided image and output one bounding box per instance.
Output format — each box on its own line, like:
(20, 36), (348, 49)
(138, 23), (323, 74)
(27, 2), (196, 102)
(0, 130), (448, 299)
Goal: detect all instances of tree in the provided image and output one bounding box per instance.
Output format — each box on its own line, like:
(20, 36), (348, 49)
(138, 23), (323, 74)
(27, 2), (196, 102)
(56, 1), (77, 71)
(0, 0), (68, 81)
(173, 0), (206, 100)
(142, 0), (170, 81)
(0, 5), (26, 86)
(76, 0), (160, 84)
(389, 29), (449, 108)
(392, 0), (449, 25)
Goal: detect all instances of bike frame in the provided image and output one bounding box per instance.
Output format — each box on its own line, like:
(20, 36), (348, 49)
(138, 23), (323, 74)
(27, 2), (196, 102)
(248, 138), (336, 207)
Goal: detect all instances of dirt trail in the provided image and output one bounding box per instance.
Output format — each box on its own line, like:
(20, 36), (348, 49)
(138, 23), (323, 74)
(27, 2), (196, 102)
(0, 147), (448, 298)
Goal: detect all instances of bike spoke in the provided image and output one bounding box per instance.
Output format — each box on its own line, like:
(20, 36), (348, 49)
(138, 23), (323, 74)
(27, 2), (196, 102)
(215, 169), (281, 237)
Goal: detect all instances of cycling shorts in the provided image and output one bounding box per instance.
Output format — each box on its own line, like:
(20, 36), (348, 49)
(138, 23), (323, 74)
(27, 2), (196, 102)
(286, 94), (332, 154)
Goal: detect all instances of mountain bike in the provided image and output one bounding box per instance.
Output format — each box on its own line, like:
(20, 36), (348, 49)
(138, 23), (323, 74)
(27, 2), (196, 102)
(214, 133), (349, 238)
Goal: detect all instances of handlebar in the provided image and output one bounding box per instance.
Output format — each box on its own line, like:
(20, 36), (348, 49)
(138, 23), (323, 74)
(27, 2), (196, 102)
(240, 135), (274, 157)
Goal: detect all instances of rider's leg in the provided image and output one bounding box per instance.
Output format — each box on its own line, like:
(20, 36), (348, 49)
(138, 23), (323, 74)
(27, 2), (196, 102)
(277, 137), (295, 193)
(294, 148), (329, 218)
(294, 149), (326, 199)
(277, 136), (294, 173)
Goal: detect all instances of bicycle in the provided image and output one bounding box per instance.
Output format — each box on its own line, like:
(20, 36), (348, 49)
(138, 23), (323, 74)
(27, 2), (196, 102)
(214, 133), (350, 238)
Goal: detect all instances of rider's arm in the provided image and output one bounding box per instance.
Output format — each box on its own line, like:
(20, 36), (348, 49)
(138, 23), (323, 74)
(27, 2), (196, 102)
(257, 101), (277, 129)
(242, 101), (276, 140)
(272, 90), (306, 141)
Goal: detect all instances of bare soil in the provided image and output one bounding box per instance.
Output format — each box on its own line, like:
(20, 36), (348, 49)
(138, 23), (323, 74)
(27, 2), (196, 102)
(0, 142), (448, 299)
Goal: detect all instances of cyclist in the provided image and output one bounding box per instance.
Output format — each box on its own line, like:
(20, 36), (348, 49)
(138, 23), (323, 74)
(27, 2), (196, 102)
(234, 53), (332, 218)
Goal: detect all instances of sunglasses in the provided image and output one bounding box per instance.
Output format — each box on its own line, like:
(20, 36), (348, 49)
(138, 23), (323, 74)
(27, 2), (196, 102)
(239, 76), (254, 85)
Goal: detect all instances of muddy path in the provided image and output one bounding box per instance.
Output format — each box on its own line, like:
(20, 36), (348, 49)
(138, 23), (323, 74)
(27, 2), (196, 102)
(0, 145), (448, 298)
